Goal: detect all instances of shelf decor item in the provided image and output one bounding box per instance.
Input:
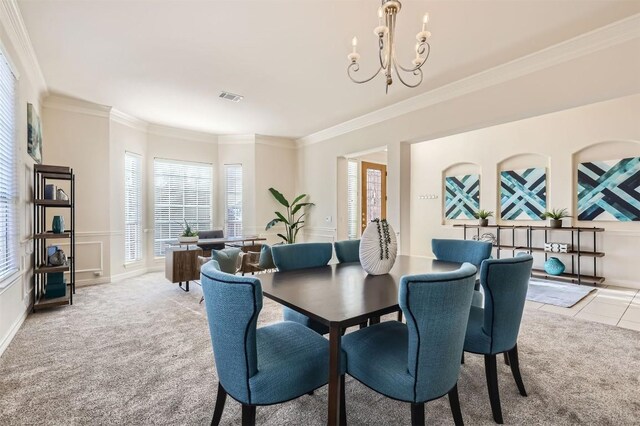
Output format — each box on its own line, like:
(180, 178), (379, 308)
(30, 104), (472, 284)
(577, 156), (640, 221)
(178, 220), (199, 243)
(52, 215), (65, 234)
(544, 242), (570, 253)
(500, 167), (547, 220)
(475, 209), (493, 227)
(444, 174), (479, 219)
(44, 184), (56, 200)
(542, 208), (571, 228)
(544, 257), (565, 276)
(27, 103), (42, 164)
(359, 218), (398, 275)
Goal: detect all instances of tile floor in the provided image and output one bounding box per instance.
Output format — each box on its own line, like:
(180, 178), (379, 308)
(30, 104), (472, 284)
(525, 284), (640, 331)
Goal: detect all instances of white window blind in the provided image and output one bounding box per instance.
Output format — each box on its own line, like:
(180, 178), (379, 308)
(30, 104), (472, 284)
(154, 159), (212, 256)
(347, 160), (358, 240)
(225, 164), (243, 238)
(0, 51), (17, 283)
(124, 152), (142, 262)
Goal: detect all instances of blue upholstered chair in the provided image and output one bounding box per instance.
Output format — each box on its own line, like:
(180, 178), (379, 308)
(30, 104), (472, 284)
(342, 264), (478, 425)
(200, 261), (346, 425)
(271, 242), (333, 335)
(463, 255), (533, 424)
(432, 239), (492, 307)
(334, 239), (360, 263)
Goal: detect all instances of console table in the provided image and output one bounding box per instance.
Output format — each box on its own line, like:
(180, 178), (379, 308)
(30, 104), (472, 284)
(454, 224), (605, 285)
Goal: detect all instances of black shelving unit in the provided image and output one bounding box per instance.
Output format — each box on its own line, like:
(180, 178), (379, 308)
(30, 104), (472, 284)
(32, 164), (75, 311)
(454, 224), (605, 286)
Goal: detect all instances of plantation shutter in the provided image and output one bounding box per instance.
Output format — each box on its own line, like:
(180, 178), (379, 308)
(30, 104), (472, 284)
(347, 160), (359, 240)
(0, 51), (17, 283)
(225, 164), (243, 238)
(154, 159), (213, 256)
(124, 152), (142, 262)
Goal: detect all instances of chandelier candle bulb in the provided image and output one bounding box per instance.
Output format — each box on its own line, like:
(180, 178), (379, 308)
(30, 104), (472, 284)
(378, 7), (383, 25)
(422, 13), (429, 31)
(352, 36), (358, 53)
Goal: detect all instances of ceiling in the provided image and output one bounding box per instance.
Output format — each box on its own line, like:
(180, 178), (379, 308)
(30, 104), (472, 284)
(18, 0), (640, 139)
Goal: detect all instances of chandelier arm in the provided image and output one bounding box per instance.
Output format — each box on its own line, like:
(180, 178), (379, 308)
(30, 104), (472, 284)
(378, 37), (387, 70)
(396, 43), (431, 73)
(392, 61), (423, 88)
(347, 62), (384, 84)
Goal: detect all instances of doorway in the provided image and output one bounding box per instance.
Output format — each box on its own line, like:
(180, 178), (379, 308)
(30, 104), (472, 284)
(361, 161), (387, 233)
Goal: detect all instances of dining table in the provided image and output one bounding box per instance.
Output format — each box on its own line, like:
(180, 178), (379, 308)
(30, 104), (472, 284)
(259, 255), (467, 426)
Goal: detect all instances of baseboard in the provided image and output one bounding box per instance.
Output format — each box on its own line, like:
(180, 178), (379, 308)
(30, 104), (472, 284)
(603, 278), (640, 290)
(0, 306), (28, 358)
(110, 266), (164, 283)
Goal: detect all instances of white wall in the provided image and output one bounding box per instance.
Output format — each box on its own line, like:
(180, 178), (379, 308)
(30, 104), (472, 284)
(411, 94), (640, 288)
(0, 3), (47, 355)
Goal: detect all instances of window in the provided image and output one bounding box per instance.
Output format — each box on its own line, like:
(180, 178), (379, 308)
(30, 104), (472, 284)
(154, 159), (212, 256)
(124, 152), (142, 262)
(347, 160), (358, 239)
(224, 164), (243, 238)
(0, 51), (17, 283)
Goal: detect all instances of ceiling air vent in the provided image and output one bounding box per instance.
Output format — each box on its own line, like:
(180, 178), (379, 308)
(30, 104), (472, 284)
(219, 91), (244, 102)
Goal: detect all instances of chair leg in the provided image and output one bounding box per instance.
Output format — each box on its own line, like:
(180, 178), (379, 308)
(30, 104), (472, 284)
(410, 402), (425, 426)
(211, 383), (227, 426)
(507, 345), (527, 397)
(484, 354), (504, 424)
(448, 384), (464, 426)
(340, 374), (347, 425)
(307, 390), (314, 396)
(359, 321), (368, 329)
(461, 352), (465, 364)
(241, 404), (256, 426)
(397, 311), (403, 322)
(503, 352), (510, 366)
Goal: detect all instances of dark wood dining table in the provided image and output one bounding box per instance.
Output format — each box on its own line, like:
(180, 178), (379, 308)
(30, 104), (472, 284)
(259, 255), (466, 426)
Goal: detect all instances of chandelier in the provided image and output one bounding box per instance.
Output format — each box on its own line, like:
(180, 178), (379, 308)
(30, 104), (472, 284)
(347, 0), (431, 93)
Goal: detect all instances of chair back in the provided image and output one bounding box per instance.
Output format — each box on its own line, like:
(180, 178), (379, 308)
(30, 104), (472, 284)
(431, 239), (492, 268)
(271, 242), (333, 271)
(479, 255), (533, 353)
(201, 260), (261, 404)
(399, 263), (477, 402)
(334, 240), (360, 263)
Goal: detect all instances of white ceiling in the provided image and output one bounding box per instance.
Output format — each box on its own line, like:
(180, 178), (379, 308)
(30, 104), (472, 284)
(18, 0), (640, 139)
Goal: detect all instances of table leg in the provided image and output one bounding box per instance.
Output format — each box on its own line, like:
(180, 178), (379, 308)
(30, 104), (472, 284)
(327, 323), (342, 426)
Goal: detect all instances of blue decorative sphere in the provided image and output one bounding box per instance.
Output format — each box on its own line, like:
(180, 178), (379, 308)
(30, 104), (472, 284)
(544, 257), (565, 275)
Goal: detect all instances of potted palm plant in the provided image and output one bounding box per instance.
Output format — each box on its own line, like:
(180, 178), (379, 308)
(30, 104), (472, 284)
(178, 220), (199, 243)
(475, 209), (494, 227)
(543, 208), (572, 228)
(265, 188), (315, 244)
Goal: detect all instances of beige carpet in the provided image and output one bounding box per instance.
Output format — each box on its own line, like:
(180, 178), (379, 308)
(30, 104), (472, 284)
(0, 272), (639, 425)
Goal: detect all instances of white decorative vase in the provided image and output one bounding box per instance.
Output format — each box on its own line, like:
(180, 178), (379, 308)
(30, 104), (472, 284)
(359, 219), (398, 275)
(178, 236), (199, 243)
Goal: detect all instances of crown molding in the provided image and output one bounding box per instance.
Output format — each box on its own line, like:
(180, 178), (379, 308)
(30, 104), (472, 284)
(110, 109), (148, 132)
(255, 134), (297, 150)
(42, 94), (111, 118)
(297, 13), (640, 147)
(147, 123), (218, 144)
(0, 0), (48, 97)
(218, 134), (255, 145)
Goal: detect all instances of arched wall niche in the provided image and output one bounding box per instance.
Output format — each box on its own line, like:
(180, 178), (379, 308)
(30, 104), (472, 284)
(441, 162), (481, 225)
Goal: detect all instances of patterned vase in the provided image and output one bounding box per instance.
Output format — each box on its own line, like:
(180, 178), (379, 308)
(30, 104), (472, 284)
(52, 216), (65, 234)
(544, 257), (565, 275)
(359, 219), (398, 275)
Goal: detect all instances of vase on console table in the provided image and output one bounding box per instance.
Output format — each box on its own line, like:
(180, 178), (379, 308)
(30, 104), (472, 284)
(359, 218), (398, 275)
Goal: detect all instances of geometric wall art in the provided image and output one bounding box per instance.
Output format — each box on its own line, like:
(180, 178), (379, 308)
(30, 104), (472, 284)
(577, 157), (640, 221)
(444, 174), (480, 219)
(500, 167), (547, 220)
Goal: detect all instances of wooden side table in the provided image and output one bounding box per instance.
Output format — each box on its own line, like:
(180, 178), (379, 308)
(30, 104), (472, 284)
(165, 246), (203, 292)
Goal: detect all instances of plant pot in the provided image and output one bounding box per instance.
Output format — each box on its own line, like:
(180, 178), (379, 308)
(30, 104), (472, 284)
(479, 219), (489, 227)
(178, 236), (199, 243)
(549, 219), (562, 229)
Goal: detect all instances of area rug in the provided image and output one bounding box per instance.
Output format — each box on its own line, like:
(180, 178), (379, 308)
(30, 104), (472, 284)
(1, 273), (638, 425)
(527, 279), (596, 307)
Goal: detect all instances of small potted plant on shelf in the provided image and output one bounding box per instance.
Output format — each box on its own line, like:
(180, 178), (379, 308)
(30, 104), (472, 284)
(475, 209), (494, 227)
(542, 208), (572, 229)
(178, 220), (199, 243)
